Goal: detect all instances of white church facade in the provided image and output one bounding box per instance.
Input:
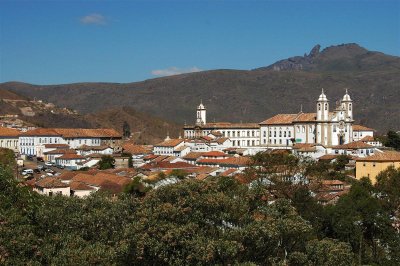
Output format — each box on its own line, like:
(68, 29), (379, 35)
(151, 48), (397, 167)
(184, 89), (366, 149)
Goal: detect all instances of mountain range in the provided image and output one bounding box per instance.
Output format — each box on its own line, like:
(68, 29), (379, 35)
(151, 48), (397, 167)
(1, 43), (399, 137)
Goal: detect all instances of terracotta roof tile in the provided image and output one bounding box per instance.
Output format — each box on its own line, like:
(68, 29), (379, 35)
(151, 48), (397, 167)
(56, 153), (85, 160)
(202, 151), (227, 157)
(0, 127), (20, 137)
(122, 143), (153, 154)
(156, 139), (184, 147)
(35, 177), (69, 188)
(333, 140), (374, 150)
(44, 144), (70, 148)
(356, 151), (400, 162)
(69, 181), (95, 191)
(353, 124), (374, 131)
(22, 128), (121, 138)
(183, 152), (204, 160)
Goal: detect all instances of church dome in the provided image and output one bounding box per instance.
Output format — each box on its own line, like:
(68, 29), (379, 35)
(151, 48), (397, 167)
(318, 88), (328, 101)
(342, 89), (352, 101)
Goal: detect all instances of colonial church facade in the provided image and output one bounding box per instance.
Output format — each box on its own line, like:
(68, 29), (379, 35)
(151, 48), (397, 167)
(184, 89), (358, 149)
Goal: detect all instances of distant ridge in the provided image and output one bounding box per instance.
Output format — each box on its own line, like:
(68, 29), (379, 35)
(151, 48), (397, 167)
(1, 43), (400, 133)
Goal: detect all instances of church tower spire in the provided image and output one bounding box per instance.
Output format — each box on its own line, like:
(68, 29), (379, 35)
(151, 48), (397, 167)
(195, 100), (206, 126)
(341, 88), (353, 120)
(317, 88), (329, 121)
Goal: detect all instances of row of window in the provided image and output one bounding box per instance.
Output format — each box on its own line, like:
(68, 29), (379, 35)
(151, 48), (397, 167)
(232, 140), (258, 147)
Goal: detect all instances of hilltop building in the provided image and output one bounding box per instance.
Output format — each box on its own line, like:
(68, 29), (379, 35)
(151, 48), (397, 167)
(184, 89), (365, 149)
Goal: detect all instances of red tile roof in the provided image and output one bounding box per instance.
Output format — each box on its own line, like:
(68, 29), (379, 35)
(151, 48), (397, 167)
(35, 177), (69, 188)
(44, 149), (76, 155)
(0, 127), (20, 137)
(356, 151), (400, 162)
(22, 128), (121, 138)
(353, 124), (374, 131)
(202, 151), (227, 157)
(122, 143), (153, 154)
(69, 181), (95, 191)
(260, 112), (317, 125)
(56, 153), (85, 160)
(156, 139), (184, 147)
(333, 140), (373, 150)
(44, 144), (70, 148)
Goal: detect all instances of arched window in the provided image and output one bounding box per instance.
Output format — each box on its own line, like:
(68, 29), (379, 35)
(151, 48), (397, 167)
(324, 103), (328, 110)
(318, 103), (321, 111)
(349, 104), (352, 111)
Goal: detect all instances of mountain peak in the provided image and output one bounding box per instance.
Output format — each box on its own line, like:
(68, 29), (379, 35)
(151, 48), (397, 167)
(256, 43), (380, 71)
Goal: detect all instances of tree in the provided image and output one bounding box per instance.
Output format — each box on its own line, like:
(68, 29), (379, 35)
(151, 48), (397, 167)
(333, 155), (350, 171)
(0, 148), (15, 169)
(98, 155), (115, 170)
(385, 131), (400, 150)
(121, 152), (133, 168)
(122, 121), (131, 139)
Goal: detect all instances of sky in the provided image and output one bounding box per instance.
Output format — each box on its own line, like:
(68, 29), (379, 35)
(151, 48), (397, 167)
(0, 0), (399, 85)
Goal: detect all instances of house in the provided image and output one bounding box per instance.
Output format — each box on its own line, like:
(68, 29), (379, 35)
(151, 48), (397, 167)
(153, 138), (185, 156)
(292, 143), (327, 160)
(355, 151), (400, 184)
(352, 125), (374, 141)
(19, 128), (122, 156)
(0, 126), (20, 152)
(71, 172), (131, 195)
(332, 140), (375, 157)
(34, 177), (70, 196)
(76, 145), (113, 156)
(55, 153), (86, 170)
(360, 135), (382, 147)
(314, 180), (349, 205)
(44, 149), (76, 163)
(69, 181), (95, 197)
(182, 152), (204, 165)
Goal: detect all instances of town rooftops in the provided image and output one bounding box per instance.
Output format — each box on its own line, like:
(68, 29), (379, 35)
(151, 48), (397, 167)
(260, 112), (317, 125)
(69, 181), (95, 191)
(184, 122), (259, 129)
(0, 127), (20, 137)
(183, 152), (204, 160)
(44, 143), (70, 148)
(333, 140), (373, 150)
(122, 143), (153, 155)
(76, 145), (111, 151)
(353, 124), (374, 131)
(56, 153), (85, 160)
(35, 177), (69, 188)
(202, 151), (228, 157)
(361, 135), (375, 142)
(356, 151), (400, 162)
(156, 139), (184, 147)
(44, 149), (76, 155)
(21, 128), (122, 138)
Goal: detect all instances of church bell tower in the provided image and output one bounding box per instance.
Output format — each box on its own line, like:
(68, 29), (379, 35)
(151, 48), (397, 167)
(195, 101), (206, 126)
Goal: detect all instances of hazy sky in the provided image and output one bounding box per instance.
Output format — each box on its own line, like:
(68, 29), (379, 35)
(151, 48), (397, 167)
(1, 0), (399, 84)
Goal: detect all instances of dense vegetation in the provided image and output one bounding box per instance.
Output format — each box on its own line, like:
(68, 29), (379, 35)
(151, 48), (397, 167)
(1, 152), (400, 265)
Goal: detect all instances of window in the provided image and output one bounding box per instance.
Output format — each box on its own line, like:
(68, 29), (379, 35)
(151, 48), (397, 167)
(232, 140), (235, 146)
(247, 140), (250, 146)
(349, 104), (352, 111)
(373, 163), (376, 167)
(297, 127), (300, 133)
(302, 126), (305, 133)
(279, 131), (282, 137)
(252, 131), (255, 137)
(263, 131), (266, 137)
(318, 103), (321, 110)
(279, 139), (282, 144)
(333, 125), (336, 132)
(325, 103), (327, 110)
(288, 131), (291, 137)
(247, 131), (250, 137)
(274, 131), (276, 137)
(237, 131), (240, 137)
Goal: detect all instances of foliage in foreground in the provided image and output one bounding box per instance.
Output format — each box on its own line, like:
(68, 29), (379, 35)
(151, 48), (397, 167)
(1, 158), (400, 265)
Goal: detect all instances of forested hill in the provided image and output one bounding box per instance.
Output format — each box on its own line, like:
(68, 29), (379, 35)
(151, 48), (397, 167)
(1, 43), (399, 133)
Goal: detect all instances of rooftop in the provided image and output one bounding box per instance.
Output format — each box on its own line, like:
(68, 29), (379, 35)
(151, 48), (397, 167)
(356, 151), (400, 162)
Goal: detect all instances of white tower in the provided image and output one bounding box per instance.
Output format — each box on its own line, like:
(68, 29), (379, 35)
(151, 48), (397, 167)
(316, 88), (329, 121)
(195, 101), (206, 126)
(341, 89), (353, 120)
(316, 89), (329, 145)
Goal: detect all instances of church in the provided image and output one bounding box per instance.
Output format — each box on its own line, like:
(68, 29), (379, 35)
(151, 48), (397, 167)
(184, 89), (364, 149)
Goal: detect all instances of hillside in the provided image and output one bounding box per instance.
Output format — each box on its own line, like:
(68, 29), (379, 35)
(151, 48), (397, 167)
(1, 43), (399, 133)
(0, 90), (181, 144)
(85, 107), (181, 144)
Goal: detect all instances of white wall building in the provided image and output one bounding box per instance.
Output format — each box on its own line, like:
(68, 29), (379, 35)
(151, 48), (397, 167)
(0, 127), (20, 152)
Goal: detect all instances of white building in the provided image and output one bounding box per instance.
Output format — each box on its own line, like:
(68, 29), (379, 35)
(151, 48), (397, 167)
(352, 125), (374, 141)
(19, 128), (122, 156)
(184, 103), (260, 148)
(34, 177), (70, 196)
(260, 89), (355, 148)
(0, 127), (20, 152)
